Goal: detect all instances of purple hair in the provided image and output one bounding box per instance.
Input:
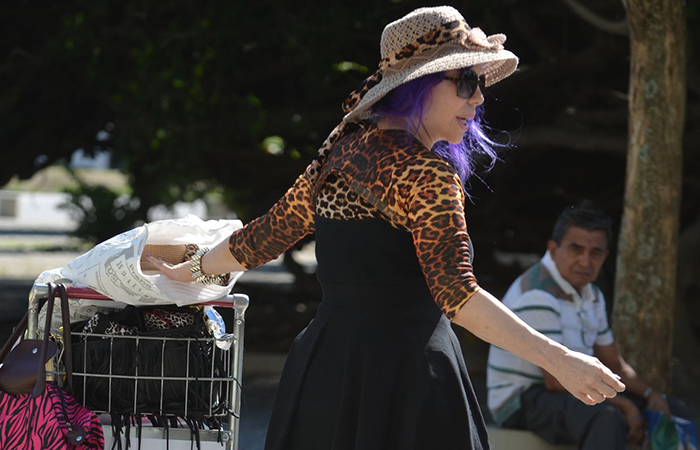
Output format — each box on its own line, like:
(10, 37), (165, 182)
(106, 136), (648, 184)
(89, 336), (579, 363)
(369, 71), (504, 191)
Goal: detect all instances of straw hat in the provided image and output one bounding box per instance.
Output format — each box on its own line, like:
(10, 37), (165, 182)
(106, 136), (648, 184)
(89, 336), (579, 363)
(343, 6), (519, 122)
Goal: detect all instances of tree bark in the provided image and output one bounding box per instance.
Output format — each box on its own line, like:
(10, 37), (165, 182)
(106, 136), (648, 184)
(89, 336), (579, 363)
(613, 0), (686, 392)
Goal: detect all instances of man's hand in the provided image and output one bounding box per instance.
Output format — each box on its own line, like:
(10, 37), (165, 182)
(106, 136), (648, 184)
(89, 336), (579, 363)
(647, 390), (672, 418)
(617, 398), (645, 444)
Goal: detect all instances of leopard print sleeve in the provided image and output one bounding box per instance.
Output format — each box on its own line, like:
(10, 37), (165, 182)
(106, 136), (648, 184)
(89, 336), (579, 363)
(402, 159), (481, 320)
(228, 170), (315, 270)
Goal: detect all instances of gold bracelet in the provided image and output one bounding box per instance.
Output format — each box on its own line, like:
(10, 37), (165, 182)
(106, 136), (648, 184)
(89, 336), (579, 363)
(189, 247), (227, 285)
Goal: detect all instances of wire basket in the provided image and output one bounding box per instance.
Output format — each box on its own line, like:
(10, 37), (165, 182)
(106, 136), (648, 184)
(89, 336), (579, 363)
(29, 284), (249, 450)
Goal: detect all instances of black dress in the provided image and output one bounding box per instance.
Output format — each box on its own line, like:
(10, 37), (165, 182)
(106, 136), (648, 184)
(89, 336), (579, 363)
(263, 216), (489, 450)
(228, 125), (490, 449)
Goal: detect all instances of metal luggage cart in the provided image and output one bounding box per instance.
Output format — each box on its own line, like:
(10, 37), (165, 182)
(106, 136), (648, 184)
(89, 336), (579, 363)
(27, 283), (249, 450)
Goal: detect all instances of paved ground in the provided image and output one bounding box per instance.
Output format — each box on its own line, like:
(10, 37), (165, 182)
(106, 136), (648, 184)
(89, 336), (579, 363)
(238, 367), (282, 449)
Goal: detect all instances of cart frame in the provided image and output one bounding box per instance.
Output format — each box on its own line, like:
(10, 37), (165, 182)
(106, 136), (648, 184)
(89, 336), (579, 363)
(27, 282), (249, 450)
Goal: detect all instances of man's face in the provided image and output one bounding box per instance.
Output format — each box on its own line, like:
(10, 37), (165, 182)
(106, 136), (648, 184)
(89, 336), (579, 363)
(547, 226), (610, 292)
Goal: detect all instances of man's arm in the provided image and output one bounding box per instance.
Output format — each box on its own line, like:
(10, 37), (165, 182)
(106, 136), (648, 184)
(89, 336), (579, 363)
(605, 390), (646, 443)
(594, 343), (671, 417)
(542, 369), (566, 391)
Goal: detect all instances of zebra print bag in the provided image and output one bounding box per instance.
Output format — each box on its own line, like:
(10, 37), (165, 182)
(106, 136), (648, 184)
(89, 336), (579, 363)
(0, 283), (104, 450)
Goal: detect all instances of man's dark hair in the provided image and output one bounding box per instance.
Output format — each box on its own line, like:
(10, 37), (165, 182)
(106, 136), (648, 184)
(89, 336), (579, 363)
(551, 201), (613, 247)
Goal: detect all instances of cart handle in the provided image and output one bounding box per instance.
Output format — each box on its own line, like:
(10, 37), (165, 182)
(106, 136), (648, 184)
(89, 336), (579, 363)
(28, 283), (249, 336)
(46, 285), (243, 308)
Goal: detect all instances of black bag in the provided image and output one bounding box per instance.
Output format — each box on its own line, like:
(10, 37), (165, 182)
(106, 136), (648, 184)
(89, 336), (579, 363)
(71, 304), (227, 419)
(0, 299), (56, 395)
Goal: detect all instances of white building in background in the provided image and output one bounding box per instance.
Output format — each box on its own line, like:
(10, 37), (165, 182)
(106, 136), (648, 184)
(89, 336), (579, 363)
(0, 190), (75, 231)
(0, 189), (209, 232)
(0, 148), (232, 232)
(146, 200), (208, 222)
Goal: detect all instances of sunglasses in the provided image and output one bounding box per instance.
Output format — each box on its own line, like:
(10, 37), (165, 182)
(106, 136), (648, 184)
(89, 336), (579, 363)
(444, 70), (486, 99)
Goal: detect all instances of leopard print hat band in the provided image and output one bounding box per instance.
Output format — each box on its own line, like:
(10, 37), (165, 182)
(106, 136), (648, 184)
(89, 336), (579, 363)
(342, 6), (519, 122)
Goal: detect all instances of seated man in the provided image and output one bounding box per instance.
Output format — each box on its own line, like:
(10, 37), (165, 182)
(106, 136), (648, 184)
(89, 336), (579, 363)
(486, 202), (685, 450)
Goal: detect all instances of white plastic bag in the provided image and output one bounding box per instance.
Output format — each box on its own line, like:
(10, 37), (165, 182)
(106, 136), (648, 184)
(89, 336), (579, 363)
(36, 215), (244, 307)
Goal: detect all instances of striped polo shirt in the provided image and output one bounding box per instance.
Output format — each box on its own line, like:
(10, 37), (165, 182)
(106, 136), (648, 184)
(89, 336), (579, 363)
(486, 251), (614, 424)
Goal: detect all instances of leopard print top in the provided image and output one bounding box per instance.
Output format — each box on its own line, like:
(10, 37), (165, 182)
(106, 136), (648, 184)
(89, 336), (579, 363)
(229, 123), (480, 319)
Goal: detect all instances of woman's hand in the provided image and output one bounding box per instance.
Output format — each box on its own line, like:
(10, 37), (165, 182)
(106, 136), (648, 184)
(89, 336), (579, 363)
(145, 239), (246, 282)
(549, 349), (626, 405)
(145, 255), (195, 282)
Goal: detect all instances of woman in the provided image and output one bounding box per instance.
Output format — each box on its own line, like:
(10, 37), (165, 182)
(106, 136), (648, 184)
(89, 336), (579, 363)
(149, 6), (624, 449)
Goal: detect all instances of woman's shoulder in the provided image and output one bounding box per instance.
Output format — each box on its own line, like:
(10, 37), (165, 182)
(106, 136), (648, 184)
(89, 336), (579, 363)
(335, 124), (456, 174)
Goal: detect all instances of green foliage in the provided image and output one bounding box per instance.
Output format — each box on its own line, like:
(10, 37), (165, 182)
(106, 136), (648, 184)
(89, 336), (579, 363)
(2, 0), (410, 218)
(59, 173), (141, 244)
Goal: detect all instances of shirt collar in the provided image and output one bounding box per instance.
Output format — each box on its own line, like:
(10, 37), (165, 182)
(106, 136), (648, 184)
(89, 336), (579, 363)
(541, 251), (596, 304)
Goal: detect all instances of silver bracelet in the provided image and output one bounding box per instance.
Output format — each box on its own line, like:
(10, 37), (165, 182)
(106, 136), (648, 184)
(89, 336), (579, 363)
(189, 247), (227, 285)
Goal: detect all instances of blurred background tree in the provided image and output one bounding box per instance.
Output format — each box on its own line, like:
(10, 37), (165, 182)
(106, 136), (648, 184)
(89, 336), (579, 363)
(59, 171), (141, 243)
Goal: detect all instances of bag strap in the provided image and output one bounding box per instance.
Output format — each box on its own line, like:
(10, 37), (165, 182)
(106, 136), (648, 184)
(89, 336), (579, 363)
(0, 312), (29, 363)
(57, 284), (74, 393)
(32, 282), (57, 397)
(31, 283), (74, 398)
(0, 296), (50, 363)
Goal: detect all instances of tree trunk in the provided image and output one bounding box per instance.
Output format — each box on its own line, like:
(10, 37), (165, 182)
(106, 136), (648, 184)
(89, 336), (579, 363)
(613, 0), (686, 392)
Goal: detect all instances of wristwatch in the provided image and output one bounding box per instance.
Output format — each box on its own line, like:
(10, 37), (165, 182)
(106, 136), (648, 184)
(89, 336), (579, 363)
(644, 386), (667, 400)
